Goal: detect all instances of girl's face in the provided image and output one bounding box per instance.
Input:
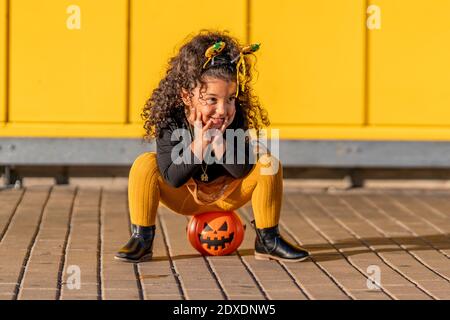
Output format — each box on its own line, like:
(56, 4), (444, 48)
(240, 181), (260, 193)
(182, 77), (237, 129)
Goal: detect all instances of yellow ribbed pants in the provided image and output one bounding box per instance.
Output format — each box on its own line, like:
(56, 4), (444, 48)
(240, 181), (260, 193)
(128, 152), (283, 229)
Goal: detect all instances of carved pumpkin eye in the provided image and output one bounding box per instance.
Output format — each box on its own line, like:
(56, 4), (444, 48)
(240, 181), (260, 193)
(218, 221), (228, 231)
(203, 222), (213, 231)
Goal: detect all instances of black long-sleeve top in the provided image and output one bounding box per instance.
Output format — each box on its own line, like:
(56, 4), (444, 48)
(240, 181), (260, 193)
(156, 108), (255, 188)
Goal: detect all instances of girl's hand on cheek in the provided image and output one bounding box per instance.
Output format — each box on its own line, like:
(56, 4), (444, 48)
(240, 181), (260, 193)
(190, 110), (213, 161)
(211, 107), (237, 159)
(210, 117), (229, 160)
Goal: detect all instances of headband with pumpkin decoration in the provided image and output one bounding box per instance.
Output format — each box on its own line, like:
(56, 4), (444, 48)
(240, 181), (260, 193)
(202, 41), (261, 97)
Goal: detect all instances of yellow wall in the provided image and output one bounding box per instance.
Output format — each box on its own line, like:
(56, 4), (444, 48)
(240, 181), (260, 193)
(0, 0), (6, 123)
(369, 0), (450, 126)
(9, 0), (127, 123)
(1, 0), (450, 140)
(252, 0), (366, 127)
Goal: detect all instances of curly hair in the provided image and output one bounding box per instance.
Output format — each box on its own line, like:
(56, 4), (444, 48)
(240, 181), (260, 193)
(141, 29), (270, 142)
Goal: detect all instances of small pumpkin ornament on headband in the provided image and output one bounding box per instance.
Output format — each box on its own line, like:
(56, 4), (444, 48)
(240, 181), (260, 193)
(202, 41), (226, 69)
(187, 211), (245, 256)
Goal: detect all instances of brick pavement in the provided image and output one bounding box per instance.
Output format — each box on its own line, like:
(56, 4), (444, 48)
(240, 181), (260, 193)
(0, 183), (449, 300)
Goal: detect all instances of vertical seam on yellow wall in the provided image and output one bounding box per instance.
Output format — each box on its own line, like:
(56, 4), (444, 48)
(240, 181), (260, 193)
(246, 0), (251, 44)
(364, 0), (370, 126)
(125, 0), (131, 124)
(5, 0), (10, 123)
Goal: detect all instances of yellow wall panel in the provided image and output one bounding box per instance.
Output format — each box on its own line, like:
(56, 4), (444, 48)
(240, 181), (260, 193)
(9, 0), (127, 123)
(130, 0), (247, 123)
(0, 0), (6, 123)
(252, 0), (366, 126)
(369, 0), (450, 125)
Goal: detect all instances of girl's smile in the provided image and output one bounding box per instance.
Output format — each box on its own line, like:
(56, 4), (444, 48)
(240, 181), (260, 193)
(181, 76), (237, 129)
(210, 117), (225, 126)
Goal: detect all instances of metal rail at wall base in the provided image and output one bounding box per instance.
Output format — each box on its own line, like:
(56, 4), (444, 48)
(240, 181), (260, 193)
(2, 138), (450, 188)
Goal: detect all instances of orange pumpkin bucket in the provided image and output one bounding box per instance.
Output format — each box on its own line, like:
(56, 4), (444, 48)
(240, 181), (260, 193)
(186, 211), (245, 256)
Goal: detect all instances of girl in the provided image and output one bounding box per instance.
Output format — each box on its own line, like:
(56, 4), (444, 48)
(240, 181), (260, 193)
(115, 30), (309, 263)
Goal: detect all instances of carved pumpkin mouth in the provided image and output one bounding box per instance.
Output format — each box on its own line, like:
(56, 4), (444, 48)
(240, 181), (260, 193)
(198, 232), (235, 250)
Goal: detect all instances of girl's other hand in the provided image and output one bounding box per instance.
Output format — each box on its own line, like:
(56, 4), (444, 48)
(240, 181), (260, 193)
(210, 115), (230, 160)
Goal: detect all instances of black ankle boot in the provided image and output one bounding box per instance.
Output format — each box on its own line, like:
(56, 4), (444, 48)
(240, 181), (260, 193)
(115, 224), (156, 263)
(252, 221), (309, 262)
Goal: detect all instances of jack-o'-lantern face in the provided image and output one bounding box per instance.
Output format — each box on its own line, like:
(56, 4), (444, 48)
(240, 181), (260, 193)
(187, 211), (245, 256)
(199, 220), (234, 251)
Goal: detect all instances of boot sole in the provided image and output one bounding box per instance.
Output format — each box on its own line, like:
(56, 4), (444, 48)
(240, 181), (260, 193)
(114, 253), (153, 263)
(254, 252), (309, 263)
